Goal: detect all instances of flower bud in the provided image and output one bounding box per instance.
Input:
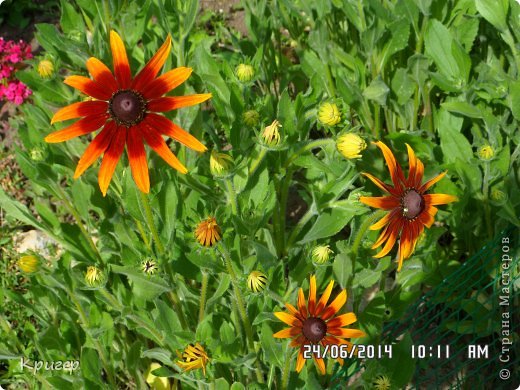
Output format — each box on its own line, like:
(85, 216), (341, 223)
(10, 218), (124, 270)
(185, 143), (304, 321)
(490, 187), (506, 203)
(209, 150), (234, 176)
(85, 266), (104, 287)
(141, 258), (158, 275)
(318, 102), (341, 126)
(477, 145), (494, 160)
(262, 119), (282, 146)
(243, 110), (260, 127)
(336, 133), (367, 159)
(37, 59), (54, 78)
(236, 64), (254, 82)
(195, 217), (221, 247)
(373, 374), (391, 390)
(18, 255), (39, 273)
(311, 245), (333, 264)
(145, 362), (170, 390)
(247, 271), (268, 293)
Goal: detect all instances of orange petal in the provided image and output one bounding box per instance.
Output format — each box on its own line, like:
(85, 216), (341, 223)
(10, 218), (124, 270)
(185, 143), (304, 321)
(315, 280), (334, 316)
(142, 67), (193, 100)
(290, 335), (305, 347)
(132, 35), (172, 92)
(417, 205), (437, 228)
(373, 220), (403, 258)
(274, 312), (300, 327)
(414, 156), (425, 189)
(285, 303), (299, 316)
(374, 141), (405, 190)
(273, 327), (300, 338)
(321, 290), (347, 321)
(327, 328), (366, 338)
(110, 30), (131, 89)
(405, 144), (417, 187)
(297, 288), (308, 318)
(127, 126), (150, 194)
(86, 57), (118, 93)
(64, 75), (112, 100)
(145, 113), (206, 152)
(147, 94), (212, 112)
(359, 196), (400, 210)
(140, 123), (188, 174)
(313, 355), (326, 375)
(362, 172), (399, 196)
(308, 275), (317, 316)
(98, 126), (126, 196)
(423, 193), (458, 205)
(420, 171), (447, 192)
(326, 313), (357, 329)
(372, 223), (392, 249)
(369, 210), (394, 231)
(296, 348), (306, 373)
(51, 101), (108, 124)
(45, 113), (108, 143)
(74, 121), (117, 178)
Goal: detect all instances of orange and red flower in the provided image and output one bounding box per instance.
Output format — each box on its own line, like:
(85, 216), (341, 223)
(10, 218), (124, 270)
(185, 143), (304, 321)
(46, 31), (211, 196)
(274, 275), (365, 374)
(359, 141), (457, 271)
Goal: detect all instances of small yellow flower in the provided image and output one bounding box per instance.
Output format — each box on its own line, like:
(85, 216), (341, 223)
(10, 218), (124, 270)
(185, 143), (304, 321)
(195, 217), (221, 247)
(141, 259), (158, 275)
(318, 102), (341, 126)
(373, 374), (392, 390)
(336, 133), (367, 159)
(236, 63), (255, 82)
(17, 255), (39, 273)
(177, 343), (210, 376)
(243, 110), (260, 127)
(145, 363), (170, 390)
(262, 119), (282, 146)
(477, 145), (494, 160)
(209, 150), (234, 176)
(311, 245), (333, 264)
(37, 59), (54, 78)
(247, 271), (268, 293)
(85, 266), (104, 287)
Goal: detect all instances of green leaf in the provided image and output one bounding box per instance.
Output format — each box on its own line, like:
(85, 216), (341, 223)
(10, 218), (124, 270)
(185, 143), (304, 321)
(260, 323), (283, 368)
(141, 348), (172, 365)
(60, 0), (84, 34)
(111, 265), (171, 299)
(441, 101), (482, 118)
(475, 0), (509, 31)
(300, 207), (356, 244)
(424, 20), (459, 80)
(380, 333), (415, 387)
(81, 348), (103, 386)
(436, 109), (472, 163)
(332, 253), (353, 289)
(509, 80), (520, 121)
(182, 0), (199, 36)
(363, 76), (390, 106)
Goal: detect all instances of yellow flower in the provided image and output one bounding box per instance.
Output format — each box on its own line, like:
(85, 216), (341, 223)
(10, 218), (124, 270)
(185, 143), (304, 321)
(236, 63), (254, 82)
(262, 119), (282, 146)
(311, 245), (333, 264)
(336, 133), (367, 159)
(37, 59), (54, 78)
(247, 271), (268, 293)
(85, 266), (104, 287)
(195, 217), (221, 247)
(243, 110), (260, 127)
(477, 145), (494, 160)
(145, 363), (170, 390)
(373, 374), (391, 390)
(17, 255), (39, 273)
(177, 343), (210, 376)
(209, 150), (234, 176)
(141, 258), (158, 275)
(318, 102), (341, 126)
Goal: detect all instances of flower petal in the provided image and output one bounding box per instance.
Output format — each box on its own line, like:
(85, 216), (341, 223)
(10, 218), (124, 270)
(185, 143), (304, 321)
(313, 355), (326, 375)
(308, 275), (317, 316)
(145, 113), (206, 152)
(374, 141), (405, 190)
(321, 290), (347, 321)
(127, 126), (150, 194)
(74, 121), (117, 178)
(327, 328), (366, 338)
(285, 303), (299, 316)
(373, 219), (403, 258)
(147, 94), (212, 112)
(98, 126), (126, 196)
(417, 205), (437, 228)
(326, 313), (357, 329)
(51, 101), (108, 124)
(132, 34), (172, 92)
(273, 327), (301, 339)
(110, 30), (131, 89)
(361, 172), (399, 196)
(86, 57), (118, 93)
(315, 280), (334, 316)
(64, 75), (112, 100)
(290, 335), (305, 347)
(419, 171), (447, 192)
(296, 348), (306, 373)
(359, 196), (400, 210)
(298, 288), (308, 318)
(140, 123), (188, 174)
(45, 113), (108, 143)
(423, 193), (458, 205)
(142, 67), (193, 100)
(274, 312), (300, 327)
(369, 210), (396, 231)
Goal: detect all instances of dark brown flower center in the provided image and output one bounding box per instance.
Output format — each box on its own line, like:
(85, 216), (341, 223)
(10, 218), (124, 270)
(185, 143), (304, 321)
(302, 317), (327, 343)
(402, 189), (425, 220)
(108, 89), (146, 126)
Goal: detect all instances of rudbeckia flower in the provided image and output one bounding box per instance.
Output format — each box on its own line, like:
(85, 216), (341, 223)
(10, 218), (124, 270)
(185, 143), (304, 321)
(274, 275), (365, 375)
(359, 141), (457, 271)
(177, 343), (210, 376)
(46, 31), (211, 196)
(194, 216), (221, 247)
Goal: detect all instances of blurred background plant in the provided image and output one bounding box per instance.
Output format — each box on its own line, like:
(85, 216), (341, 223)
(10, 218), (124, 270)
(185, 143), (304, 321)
(0, 0), (518, 389)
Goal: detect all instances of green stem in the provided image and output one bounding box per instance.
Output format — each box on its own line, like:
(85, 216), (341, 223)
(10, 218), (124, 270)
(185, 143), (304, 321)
(482, 162), (493, 239)
(139, 191), (164, 255)
(135, 219), (151, 251)
(277, 168), (294, 256)
(219, 244), (264, 383)
(281, 345), (292, 390)
(224, 179), (239, 216)
(286, 207), (316, 250)
(373, 104), (381, 138)
(249, 148), (267, 177)
(198, 271), (209, 323)
(283, 139), (335, 170)
(169, 291), (189, 330)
